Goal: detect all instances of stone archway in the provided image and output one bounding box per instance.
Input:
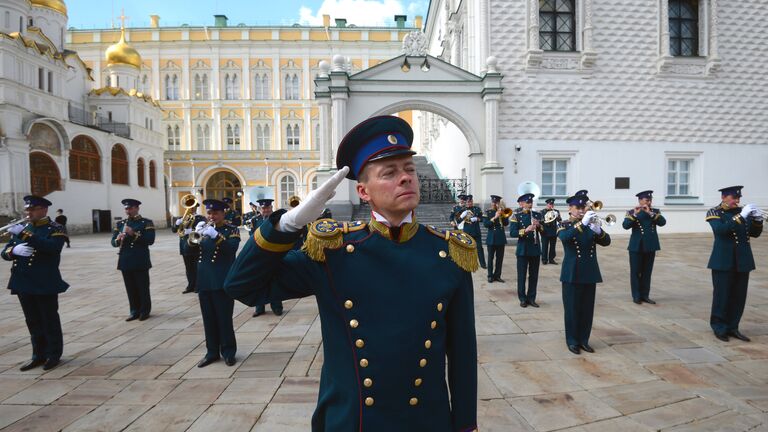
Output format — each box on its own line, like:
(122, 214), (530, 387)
(314, 45), (503, 216)
(205, 170), (243, 212)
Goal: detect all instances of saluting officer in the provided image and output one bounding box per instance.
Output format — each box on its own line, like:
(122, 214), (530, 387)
(541, 198), (561, 265)
(111, 199), (155, 321)
(250, 198), (284, 317)
(509, 193), (542, 308)
(484, 195), (509, 283)
(224, 116), (478, 432)
(558, 193), (611, 355)
(706, 186), (763, 342)
(172, 204), (207, 294)
(622, 190), (666, 304)
(194, 199), (241, 367)
(449, 194), (466, 229)
(222, 197), (242, 226)
(2, 196), (68, 371)
(457, 194), (486, 269)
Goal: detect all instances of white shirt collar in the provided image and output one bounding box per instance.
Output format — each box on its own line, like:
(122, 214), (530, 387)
(371, 210), (413, 227)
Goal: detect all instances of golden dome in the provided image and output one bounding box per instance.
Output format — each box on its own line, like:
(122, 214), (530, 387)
(30, 0), (68, 15)
(105, 28), (141, 69)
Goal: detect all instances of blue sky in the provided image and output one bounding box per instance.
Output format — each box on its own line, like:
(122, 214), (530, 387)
(65, 0), (429, 29)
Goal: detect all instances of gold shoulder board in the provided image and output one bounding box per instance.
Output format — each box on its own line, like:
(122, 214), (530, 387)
(302, 219), (367, 262)
(426, 226), (480, 273)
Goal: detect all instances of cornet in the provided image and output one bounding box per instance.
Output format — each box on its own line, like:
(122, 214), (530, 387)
(591, 213), (617, 227)
(188, 221), (214, 246)
(0, 217), (28, 234)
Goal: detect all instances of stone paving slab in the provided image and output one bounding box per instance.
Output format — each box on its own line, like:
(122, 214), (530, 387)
(0, 231), (766, 431)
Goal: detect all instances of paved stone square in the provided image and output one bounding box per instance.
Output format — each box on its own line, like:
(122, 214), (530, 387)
(0, 229), (766, 431)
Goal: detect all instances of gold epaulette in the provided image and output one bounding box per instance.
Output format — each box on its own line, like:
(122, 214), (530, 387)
(301, 219), (367, 262)
(426, 226), (480, 273)
(705, 207), (722, 221)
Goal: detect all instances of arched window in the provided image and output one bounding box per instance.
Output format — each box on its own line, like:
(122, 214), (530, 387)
(137, 158), (146, 187)
(292, 75), (299, 99)
(165, 74), (179, 100)
(254, 73), (270, 99)
(225, 73), (239, 100)
(194, 74), (202, 99)
(69, 135), (101, 181)
(111, 144), (129, 185)
(196, 124), (211, 150)
(310, 175), (318, 191)
(29, 152), (61, 196)
(166, 125), (180, 149)
(149, 160), (157, 188)
(279, 175), (296, 208)
(255, 123), (270, 150)
(286, 124), (300, 150)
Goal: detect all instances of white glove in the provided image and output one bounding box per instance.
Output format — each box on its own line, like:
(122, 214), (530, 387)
(459, 210), (470, 219)
(195, 221), (207, 231)
(7, 223), (24, 235)
(184, 228), (192, 235)
(175, 218), (184, 226)
(589, 222), (602, 234)
(11, 243), (33, 257)
(740, 204), (755, 219)
(278, 167), (350, 232)
(581, 211), (596, 226)
(470, 217), (478, 223)
(202, 225), (219, 238)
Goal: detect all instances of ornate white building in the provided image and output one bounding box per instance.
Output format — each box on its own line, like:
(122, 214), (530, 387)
(422, 0), (768, 232)
(66, 14), (419, 215)
(0, 0), (164, 234)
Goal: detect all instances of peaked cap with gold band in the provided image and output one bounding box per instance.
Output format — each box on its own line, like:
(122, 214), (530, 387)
(301, 218), (479, 273)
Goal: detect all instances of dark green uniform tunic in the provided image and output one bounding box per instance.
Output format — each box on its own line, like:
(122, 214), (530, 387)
(541, 208), (561, 263)
(2, 217), (68, 361)
(509, 210), (542, 303)
(622, 208), (666, 301)
(111, 215), (155, 317)
(558, 219), (611, 346)
(457, 205), (485, 268)
(172, 214), (207, 292)
(705, 205), (763, 335)
(224, 209), (242, 227)
(196, 223), (240, 359)
(484, 209), (509, 280)
(224, 213), (479, 432)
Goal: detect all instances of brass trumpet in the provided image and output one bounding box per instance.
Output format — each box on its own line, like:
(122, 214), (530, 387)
(289, 195), (301, 208)
(0, 217), (27, 233)
(188, 221), (213, 246)
(590, 213), (617, 227)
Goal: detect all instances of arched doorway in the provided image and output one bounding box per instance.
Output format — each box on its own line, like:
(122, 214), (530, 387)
(205, 170), (242, 211)
(314, 52), (503, 213)
(30, 152), (61, 196)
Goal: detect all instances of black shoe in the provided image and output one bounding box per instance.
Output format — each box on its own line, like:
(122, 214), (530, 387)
(633, 299), (642, 304)
(642, 298), (657, 305)
(273, 309), (283, 316)
(43, 358), (60, 371)
(66, 245), (70, 248)
(138, 314), (149, 321)
(197, 356), (219, 368)
(580, 344), (595, 353)
(714, 333), (729, 342)
(520, 301), (528, 308)
(528, 300), (540, 308)
(19, 358), (45, 371)
(542, 261), (548, 265)
(494, 277), (505, 283)
(480, 265), (487, 269)
(224, 357), (236, 366)
(125, 314), (139, 322)
(568, 345), (581, 355)
(487, 276), (494, 283)
(182, 288), (194, 294)
(253, 307), (265, 317)
(729, 330), (751, 342)
(550, 260), (558, 265)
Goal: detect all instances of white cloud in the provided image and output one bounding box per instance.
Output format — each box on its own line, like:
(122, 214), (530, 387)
(298, 0), (424, 27)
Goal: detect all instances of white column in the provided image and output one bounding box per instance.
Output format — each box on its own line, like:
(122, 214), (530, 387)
(242, 56), (250, 99)
(318, 97), (332, 170)
(244, 107), (252, 150)
(483, 95), (499, 168)
(583, 0), (594, 52)
(660, 0), (671, 57)
(182, 57), (190, 100)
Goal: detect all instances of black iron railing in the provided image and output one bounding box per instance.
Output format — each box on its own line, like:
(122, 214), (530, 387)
(418, 176), (467, 203)
(68, 103), (131, 139)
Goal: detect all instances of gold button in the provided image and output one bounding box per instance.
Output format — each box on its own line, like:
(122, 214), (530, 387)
(419, 358), (427, 367)
(355, 339), (365, 348)
(436, 303), (443, 312)
(424, 340), (432, 349)
(409, 397), (418, 406)
(346, 244), (355, 253)
(438, 250), (447, 258)
(414, 378), (422, 386)
(363, 378), (373, 387)
(350, 319), (359, 328)
(360, 358), (369, 368)
(365, 397), (374, 406)
(344, 300), (353, 309)
(430, 321), (437, 329)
